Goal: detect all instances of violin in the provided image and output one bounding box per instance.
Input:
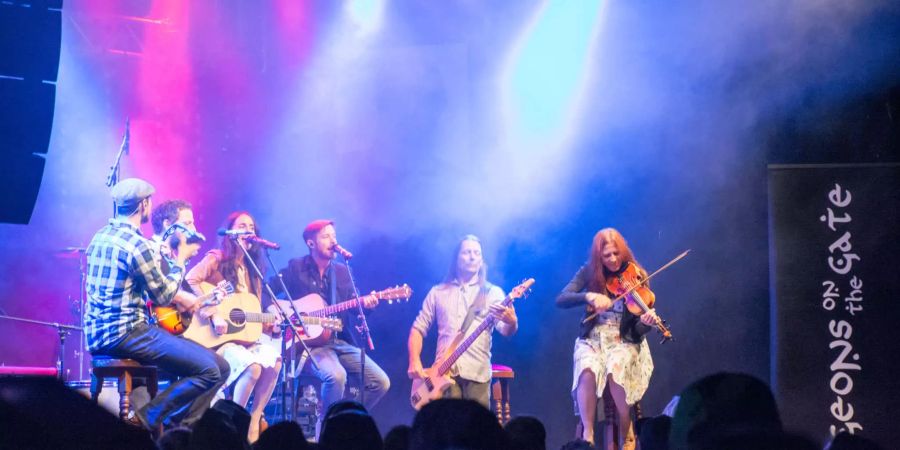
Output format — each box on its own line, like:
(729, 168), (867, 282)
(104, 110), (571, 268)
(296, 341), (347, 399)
(606, 262), (674, 343)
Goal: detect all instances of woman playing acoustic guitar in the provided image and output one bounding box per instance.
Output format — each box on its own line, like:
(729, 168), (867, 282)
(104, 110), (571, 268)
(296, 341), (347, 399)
(185, 211), (282, 443)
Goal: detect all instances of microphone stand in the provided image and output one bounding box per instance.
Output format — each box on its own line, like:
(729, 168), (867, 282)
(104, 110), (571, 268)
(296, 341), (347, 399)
(0, 314), (83, 381)
(339, 253), (373, 406)
(105, 118), (130, 216)
(263, 250), (310, 422)
(233, 237), (318, 422)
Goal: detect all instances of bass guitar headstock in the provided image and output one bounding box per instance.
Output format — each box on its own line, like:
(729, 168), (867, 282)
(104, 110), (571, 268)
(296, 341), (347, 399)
(509, 278), (536, 301)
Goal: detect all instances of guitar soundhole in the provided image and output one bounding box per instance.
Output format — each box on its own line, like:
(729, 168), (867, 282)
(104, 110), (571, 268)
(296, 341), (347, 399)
(229, 309), (246, 326)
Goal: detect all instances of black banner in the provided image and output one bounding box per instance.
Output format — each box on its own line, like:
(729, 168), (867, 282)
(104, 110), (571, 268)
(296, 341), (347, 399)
(768, 163), (900, 446)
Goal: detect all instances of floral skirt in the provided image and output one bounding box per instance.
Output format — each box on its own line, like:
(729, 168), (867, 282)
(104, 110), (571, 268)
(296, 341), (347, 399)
(571, 322), (653, 411)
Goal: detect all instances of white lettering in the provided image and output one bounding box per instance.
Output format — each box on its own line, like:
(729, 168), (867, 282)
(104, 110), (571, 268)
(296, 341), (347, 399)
(828, 184), (852, 207)
(829, 340), (861, 371)
(821, 182), (863, 438)
(829, 320), (852, 339)
(845, 302), (863, 316)
(830, 422), (863, 436)
(820, 207), (852, 231)
(822, 281), (838, 310)
(830, 371), (854, 396)
(828, 253), (860, 275)
(830, 396), (854, 422)
(828, 232), (853, 253)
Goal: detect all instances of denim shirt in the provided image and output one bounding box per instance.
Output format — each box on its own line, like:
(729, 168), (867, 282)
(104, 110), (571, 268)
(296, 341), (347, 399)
(411, 281), (505, 383)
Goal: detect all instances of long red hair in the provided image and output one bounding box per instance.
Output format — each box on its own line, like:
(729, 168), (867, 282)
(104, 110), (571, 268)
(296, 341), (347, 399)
(587, 228), (647, 293)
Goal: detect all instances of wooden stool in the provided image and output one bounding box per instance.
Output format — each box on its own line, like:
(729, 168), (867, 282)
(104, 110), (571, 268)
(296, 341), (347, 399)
(601, 384), (642, 450)
(491, 363), (514, 425)
(90, 357), (159, 421)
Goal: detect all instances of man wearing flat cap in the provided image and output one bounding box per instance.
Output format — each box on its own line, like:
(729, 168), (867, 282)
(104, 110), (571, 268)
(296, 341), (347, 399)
(84, 178), (230, 431)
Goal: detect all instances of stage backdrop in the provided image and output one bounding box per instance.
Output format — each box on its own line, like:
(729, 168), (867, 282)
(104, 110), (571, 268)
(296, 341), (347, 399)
(768, 163), (900, 446)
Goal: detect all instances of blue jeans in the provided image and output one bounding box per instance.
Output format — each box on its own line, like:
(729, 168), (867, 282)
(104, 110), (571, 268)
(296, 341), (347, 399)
(308, 339), (390, 412)
(93, 323), (229, 428)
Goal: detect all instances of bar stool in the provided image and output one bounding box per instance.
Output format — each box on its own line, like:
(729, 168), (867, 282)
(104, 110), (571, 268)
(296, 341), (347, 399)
(490, 363), (514, 425)
(601, 384), (642, 449)
(90, 356), (159, 421)
(573, 385), (643, 445)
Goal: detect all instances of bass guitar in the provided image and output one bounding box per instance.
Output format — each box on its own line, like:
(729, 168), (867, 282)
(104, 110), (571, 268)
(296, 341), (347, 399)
(153, 281), (233, 335)
(410, 278), (534, 410)
(182, 291), (343, 348)
(274, 284), (412, 347)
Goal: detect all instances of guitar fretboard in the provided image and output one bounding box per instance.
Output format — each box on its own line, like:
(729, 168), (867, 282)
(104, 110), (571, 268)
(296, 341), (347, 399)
(309, 296), (368, 317)
(234, 311), (323, 326)
(236, 312), (280, 324)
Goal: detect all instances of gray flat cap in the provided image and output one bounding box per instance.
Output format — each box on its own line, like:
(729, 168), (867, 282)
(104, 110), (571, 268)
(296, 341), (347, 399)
(111, 178), (155, 207)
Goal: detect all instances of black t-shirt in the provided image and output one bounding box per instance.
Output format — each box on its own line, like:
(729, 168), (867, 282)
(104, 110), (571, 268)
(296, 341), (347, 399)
(274, 255), (359, 345)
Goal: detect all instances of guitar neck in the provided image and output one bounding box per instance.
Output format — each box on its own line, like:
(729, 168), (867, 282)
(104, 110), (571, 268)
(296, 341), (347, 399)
(242, 312), (280, 324)
(241, 312), (323, 326)
(312, 296), (369, 316)
(436, 296), (511, 376)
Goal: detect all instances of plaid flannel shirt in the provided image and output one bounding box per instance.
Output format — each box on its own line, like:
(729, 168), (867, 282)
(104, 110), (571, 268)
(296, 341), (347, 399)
(84, 219), (183, 351)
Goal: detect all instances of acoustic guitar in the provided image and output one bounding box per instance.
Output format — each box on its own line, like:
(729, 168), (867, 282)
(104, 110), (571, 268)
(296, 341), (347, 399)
(152, 281), (233, 335)
(274, 284), (412, 347)
(182, 291), (343, 348)
(410, 278), (534, 410)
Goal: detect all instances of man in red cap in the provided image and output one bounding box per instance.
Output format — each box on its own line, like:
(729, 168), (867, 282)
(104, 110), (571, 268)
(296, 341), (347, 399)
(277, 219), (390, 433)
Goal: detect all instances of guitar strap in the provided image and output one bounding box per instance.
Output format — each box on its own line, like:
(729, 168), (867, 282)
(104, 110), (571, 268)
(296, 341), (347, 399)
(327, 261), (351, 346)
(328, 262), (338, 306)
(458, 283), (488, 336)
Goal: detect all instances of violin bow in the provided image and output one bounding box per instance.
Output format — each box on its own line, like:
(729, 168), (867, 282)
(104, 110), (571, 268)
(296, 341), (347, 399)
(582, 249), (691, 324)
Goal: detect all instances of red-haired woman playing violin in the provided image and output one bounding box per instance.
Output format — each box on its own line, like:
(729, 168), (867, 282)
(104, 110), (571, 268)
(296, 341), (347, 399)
(556, 228), (659, 450)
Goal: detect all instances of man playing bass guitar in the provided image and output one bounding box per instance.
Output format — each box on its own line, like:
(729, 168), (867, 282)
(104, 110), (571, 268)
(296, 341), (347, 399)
(407, 234), (518, 408)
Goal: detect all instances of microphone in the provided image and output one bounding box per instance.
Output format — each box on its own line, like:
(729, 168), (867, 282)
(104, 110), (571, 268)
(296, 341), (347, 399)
(247, 235), (281, 250)
(333, 244), (353, 260)
(123, 118), (130, 155)
(163, 223), (206, 244)
(217, 229), (255, 236)
(173, 223), (206, 243)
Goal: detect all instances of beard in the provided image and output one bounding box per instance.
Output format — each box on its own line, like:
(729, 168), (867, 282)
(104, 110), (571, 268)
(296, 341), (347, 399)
(317, 247), (334, 260)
